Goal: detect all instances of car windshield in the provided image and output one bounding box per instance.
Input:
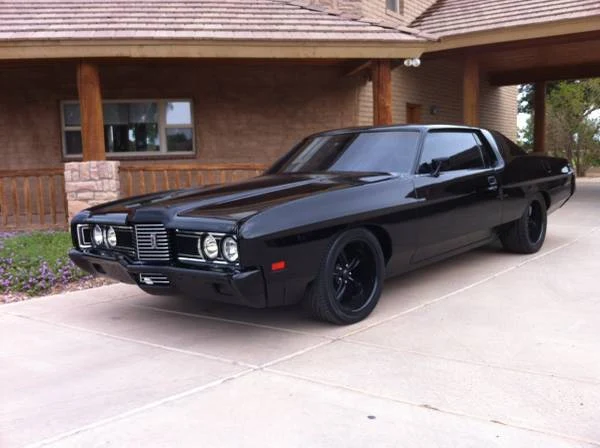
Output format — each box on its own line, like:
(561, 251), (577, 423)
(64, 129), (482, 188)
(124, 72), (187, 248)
(268, 130), (420, 174)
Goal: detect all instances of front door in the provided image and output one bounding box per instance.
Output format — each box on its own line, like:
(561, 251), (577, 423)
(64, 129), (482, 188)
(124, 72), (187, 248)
(412, 130), (501, 263)
(406, 103), (422, 124)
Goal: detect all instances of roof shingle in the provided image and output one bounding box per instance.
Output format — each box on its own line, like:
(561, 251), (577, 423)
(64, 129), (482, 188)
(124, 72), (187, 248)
(0, 0), (427, 42)
(412, 0), (600, 36)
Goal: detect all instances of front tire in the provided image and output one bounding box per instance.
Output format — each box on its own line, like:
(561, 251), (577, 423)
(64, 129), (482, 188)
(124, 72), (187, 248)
(500, 194), (547, 254)
(304, 228), (385, 325)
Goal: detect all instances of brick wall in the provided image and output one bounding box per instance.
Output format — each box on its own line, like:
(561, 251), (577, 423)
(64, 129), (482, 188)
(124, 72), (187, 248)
(0, 61), (361, 171)
(0, 64), (73, 170)
(480, 82), (518, 140)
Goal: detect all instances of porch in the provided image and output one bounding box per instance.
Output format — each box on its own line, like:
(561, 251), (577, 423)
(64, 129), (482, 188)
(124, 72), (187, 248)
(0, 57), (396, 230)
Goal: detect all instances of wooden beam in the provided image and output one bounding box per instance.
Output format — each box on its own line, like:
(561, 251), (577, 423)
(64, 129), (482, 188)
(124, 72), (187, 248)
(344, 60), (372, 77)
(76, 61), (105, 161)
(463, 57), (479, 126)
(372, 60), (393, 126)
(489, 62), (600, 86)
(533, 81), (546, 153)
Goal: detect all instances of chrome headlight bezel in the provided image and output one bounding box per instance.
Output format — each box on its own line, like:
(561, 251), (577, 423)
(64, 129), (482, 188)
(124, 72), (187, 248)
(221, 236), (239, 262)
(92, 225), (104, 246)
(106, 226), (118, 248)
(202, 234), (219, 259)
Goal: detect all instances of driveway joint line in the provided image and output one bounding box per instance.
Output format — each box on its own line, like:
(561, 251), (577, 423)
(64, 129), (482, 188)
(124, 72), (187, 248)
(126, 303), (335, 340)
(265, 367), (600, 447)
(5, 311), (258, 369)
(23, 368), (256, 448)
(20, 326), (337, 447)
(339, 227), (598, 340)
(341, 338), (600, 385)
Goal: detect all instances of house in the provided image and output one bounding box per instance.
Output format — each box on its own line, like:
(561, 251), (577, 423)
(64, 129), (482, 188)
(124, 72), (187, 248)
(1, 0), (599, 228)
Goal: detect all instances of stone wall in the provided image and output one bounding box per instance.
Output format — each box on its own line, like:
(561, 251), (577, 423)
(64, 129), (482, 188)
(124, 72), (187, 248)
(64, 161), (120, 219)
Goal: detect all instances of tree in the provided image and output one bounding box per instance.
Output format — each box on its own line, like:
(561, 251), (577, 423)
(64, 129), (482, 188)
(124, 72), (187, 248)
(518, 82), (561, 114)
(545, 79), (600, 176)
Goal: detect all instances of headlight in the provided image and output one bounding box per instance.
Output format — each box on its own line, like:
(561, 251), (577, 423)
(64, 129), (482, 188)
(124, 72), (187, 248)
(202, 234), (219, 259)
(93, 225), (104, 246)
(222, 236), (238, 262)
(106, 226), (117, 247)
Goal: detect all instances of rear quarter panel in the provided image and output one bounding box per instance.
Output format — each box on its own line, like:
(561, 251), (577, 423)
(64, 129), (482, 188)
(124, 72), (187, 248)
(501, 155), (575, 223)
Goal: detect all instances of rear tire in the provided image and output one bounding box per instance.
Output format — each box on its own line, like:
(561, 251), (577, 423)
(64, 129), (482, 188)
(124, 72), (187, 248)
(304, 228), (385, 325)
(500, 194), (547, 254)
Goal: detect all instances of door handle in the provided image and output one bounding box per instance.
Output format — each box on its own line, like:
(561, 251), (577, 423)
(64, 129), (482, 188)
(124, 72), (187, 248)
(487, 176), (498, 191)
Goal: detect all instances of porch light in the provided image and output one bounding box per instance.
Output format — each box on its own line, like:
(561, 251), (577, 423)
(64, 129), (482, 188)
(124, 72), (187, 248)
(403, 58), (421, 68)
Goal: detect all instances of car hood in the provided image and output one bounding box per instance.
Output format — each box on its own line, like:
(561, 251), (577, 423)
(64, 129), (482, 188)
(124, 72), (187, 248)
(87, 172), (395, 223)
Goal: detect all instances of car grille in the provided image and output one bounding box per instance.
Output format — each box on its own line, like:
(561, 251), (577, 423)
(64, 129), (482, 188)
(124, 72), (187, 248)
(135, 224), (171, 261)
(138, 273), (170, 286)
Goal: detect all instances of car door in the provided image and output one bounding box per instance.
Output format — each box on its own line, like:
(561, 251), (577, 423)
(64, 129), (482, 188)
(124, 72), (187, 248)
(411, 129), (501, 263)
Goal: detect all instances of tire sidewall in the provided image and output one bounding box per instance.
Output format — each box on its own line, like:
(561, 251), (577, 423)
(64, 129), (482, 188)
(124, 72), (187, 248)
(522, 194), (547, 252)
(320, 228), (385, 323)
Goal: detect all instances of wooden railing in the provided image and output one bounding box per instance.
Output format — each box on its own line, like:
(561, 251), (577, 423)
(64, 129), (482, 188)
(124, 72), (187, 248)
(0, 168), (68, 230)
(119, 163), (268, 197)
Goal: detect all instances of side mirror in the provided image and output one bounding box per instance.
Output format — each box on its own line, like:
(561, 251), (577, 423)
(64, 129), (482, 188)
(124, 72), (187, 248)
(431, 157), (449, 177)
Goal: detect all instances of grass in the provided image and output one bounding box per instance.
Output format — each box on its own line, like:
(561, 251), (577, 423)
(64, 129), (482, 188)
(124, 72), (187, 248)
(0, 231), (90, 297)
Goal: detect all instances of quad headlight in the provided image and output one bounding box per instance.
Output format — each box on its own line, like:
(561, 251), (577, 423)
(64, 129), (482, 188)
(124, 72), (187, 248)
(202, 234), (219, 259)
(92, 225), (104, 246)
(106, 226), (117, 247)
(221, 236), (239, 262)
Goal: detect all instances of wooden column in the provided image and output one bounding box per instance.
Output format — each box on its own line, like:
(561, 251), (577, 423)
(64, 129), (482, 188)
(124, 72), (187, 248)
(76, 61), (105, 161)
(533, 81), (546, 153)
(463, 56), (479, 126)
(372, 60), (393, 125)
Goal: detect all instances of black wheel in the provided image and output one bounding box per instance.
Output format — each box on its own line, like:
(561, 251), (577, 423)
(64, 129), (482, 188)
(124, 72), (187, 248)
(500, 194), (547, 254)
(304, 228), (385, 325)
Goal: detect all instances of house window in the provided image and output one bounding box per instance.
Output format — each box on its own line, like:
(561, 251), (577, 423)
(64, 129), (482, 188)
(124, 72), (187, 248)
(61, 100), (194, 157)
(386, 0), (401, 13)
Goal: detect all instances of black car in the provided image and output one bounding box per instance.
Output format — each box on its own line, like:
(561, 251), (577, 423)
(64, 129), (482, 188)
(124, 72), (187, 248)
(70, 125), (575, 324)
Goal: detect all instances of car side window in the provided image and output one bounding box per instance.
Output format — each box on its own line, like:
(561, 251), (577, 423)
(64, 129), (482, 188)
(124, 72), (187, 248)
(418, 131), (485, 174)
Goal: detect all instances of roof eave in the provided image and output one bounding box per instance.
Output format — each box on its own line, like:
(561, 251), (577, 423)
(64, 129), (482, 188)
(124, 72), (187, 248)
(0, 39), (428, 60)
(424, 15), (600, 53)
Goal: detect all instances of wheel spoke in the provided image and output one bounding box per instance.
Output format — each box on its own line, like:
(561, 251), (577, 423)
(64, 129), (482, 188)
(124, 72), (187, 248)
(347, 276), (364, 297)
(347, 257), (360, 271)
(338, 249), (349, 267)
(334, 281), (347, 301)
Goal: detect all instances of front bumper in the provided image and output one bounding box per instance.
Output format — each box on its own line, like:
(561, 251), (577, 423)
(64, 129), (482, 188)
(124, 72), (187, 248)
(69, 249), (267, 308)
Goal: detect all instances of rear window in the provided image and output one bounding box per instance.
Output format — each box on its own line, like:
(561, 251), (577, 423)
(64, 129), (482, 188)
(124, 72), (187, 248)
(491, 131), (527, 160)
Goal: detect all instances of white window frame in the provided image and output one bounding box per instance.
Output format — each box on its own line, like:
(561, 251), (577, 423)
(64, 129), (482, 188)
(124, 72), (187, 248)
(385, 0), (402, 16)
(60, 98), (196, 159)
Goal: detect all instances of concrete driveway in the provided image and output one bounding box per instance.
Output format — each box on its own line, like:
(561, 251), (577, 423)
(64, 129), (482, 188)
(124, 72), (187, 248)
(1, 182), (599, 448)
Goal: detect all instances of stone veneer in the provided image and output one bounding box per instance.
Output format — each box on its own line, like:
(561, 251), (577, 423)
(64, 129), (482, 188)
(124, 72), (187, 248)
(64, 161), (120, 220)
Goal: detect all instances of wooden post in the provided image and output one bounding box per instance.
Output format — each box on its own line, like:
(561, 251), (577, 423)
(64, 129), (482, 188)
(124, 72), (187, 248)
(533, 81), (546, 153)
(76, 62), (105, 161)
(463, 56), (479, 126)
(372, 60), (393, 125)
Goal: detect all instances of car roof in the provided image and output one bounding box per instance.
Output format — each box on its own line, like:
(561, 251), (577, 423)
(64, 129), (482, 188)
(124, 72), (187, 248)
(315, 124), (483, 136)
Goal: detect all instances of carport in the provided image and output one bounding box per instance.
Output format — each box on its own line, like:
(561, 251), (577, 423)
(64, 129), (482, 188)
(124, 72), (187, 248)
(416, 8), (600, 153)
